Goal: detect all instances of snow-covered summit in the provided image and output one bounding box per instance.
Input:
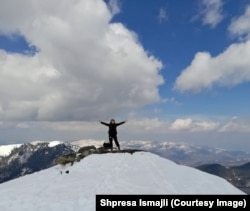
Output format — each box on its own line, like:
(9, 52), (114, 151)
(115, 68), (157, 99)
(0, 144), (22, 157)
(0, 140), (66, 157)
(0, 151), (245, 211)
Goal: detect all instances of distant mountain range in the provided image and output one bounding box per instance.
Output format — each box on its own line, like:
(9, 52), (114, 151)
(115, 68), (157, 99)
(1, 139), (250, 194)
(119, 140), (250, 167)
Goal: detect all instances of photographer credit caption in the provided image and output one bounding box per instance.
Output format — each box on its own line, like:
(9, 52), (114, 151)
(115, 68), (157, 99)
(96, 195), (248, 210)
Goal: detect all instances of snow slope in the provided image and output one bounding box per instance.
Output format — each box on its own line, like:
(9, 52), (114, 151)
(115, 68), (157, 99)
(0, 151), (245, 211)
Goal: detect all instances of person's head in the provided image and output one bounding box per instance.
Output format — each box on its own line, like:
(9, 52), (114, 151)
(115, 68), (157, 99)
(110, 119), (115, 124)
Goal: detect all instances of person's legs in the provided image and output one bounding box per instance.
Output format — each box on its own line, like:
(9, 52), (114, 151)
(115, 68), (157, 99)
(113, 136), (120, 150)
(109, 136), (113, 150)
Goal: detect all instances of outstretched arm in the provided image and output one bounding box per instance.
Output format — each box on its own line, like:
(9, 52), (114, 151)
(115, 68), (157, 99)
(99, 120), (109, 126)
(116, 120), (127, 126)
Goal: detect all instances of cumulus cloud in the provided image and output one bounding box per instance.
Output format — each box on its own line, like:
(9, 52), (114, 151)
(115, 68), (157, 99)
(228, 5), (250, 41)
(0, 0), (164, 122)
(174, 4), (250, 93)
(199, 0), (224, 28)
(170, 118), (193, 131)
(169, 118), (218, 132)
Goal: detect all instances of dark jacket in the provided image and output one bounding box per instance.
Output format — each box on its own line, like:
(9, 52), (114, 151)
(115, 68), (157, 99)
(100, 121), (126, 136)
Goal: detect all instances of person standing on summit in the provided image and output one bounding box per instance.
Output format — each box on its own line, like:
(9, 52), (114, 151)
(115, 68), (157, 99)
(99, 119), (127, 151)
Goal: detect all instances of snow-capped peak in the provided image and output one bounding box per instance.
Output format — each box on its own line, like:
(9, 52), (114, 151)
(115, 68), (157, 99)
(0, 144), (22, 157)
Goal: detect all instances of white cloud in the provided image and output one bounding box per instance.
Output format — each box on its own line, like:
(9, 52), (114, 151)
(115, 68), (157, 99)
(170, 118), (193, 131)
(228, 5), (250, 41)
(174, 39), (250, 93)
(107, 0), (121, 16)
(219, 116), (250, 132)
(0, 0), (164, 122)
(199, 0), (224, 28)
(169, 118), (218, 132)
(33, 116), (250, 134)
(176, 4), (250, 93)
(191, 120), (218, 132)
(1, 116), (250, 151)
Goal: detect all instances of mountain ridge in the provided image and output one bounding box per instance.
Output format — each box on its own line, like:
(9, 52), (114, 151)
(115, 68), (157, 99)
(1, 139), (249, 194)
(197, 162), (250, 194)
(0, 150), (245, 210)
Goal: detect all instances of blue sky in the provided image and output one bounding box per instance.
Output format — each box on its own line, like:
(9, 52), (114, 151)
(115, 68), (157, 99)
(108, 0), (249, 116)
(0, 0), (250, 152)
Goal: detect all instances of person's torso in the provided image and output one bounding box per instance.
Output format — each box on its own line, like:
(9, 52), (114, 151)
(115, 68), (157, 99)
(108, 124), (117, 135)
